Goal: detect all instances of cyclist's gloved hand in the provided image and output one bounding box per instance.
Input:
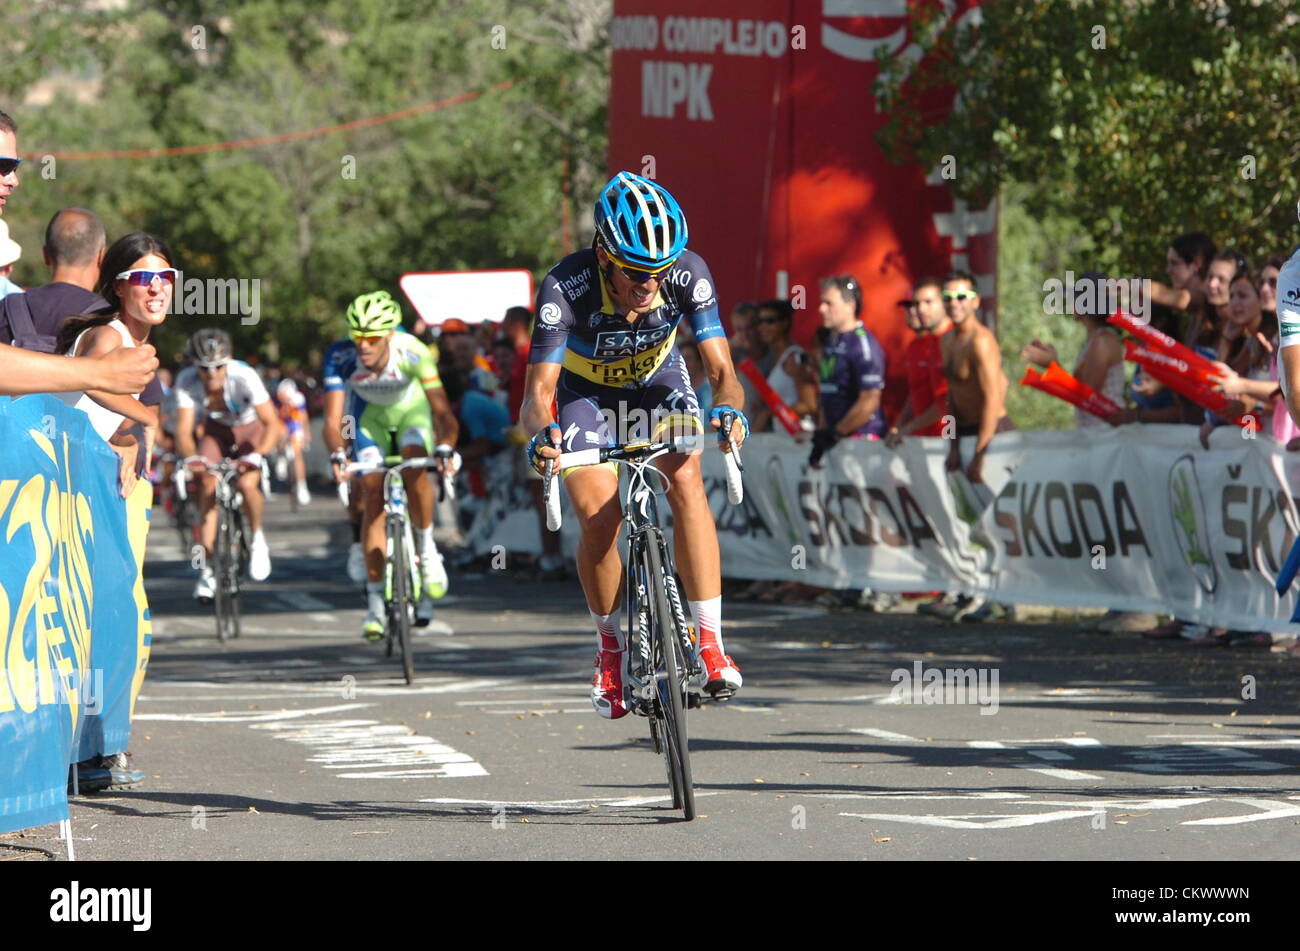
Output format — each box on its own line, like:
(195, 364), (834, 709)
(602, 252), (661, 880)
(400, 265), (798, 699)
(808, 427), (841, 467)
(527, 423), (562, 474)
(329, 449), (348, 482)
(434, 443), (462, 476)
(710, 406), (749, 446)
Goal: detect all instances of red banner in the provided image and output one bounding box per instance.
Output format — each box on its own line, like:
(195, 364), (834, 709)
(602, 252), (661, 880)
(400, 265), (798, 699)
(609, 1), (992, 426)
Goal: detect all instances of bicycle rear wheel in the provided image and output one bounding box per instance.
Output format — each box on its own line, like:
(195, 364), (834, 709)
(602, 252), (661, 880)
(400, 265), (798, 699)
(388, 515), (416, 685)
(644, 530), (694, 820)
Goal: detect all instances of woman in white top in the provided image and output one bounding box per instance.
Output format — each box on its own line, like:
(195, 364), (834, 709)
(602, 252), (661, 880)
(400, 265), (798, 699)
(749, 298), (818, 432)
(53, 232), (173, 497)
(1021, 271), (1126, 429)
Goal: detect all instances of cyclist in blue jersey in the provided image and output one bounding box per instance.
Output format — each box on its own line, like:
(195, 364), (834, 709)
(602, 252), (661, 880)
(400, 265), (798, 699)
(521, 171), (748, 719)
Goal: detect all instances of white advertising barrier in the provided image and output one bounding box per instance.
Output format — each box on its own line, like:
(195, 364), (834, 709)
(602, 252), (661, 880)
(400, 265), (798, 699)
(467, 426), (1300, 631)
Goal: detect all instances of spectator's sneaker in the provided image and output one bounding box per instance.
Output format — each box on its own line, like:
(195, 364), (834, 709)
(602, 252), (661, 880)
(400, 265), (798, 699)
(921, 594), (980, 621)
(249, 533), (272, 582)
(362, 611), (384, 642)
(859, 589), (899, 613)
(590, 649), (630, 719)
(295, 484), (311, 507)
(421, 548), (448, 599)
(347, 542), (366, 584)
(537, 554), (567, 582)
(917, 594), (957, 618)
(70, 753), (144, 794)
(698, 645), (742, 700)
(962, 601), (1016, 623)
(193, 568), (215, 603)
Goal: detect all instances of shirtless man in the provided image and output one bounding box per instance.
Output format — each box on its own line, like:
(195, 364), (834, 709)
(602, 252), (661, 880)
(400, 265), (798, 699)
(940, 270), (1011, 484)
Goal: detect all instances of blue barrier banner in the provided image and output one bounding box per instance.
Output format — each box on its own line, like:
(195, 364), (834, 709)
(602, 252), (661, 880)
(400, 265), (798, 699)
(0, 396), (140, 834)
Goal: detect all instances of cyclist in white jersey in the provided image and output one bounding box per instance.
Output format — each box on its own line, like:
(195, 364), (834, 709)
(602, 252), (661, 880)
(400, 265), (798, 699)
(174, 328), (282, 599)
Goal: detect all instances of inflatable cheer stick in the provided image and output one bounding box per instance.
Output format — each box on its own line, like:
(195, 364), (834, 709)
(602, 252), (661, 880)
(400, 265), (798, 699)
(1040, 361), (1123, 419)
(1109, 309), (1220, 386)
(1020, 366), (1120, 421)
(737, 357), (803, 436)
(1126, 343), (1246, 425)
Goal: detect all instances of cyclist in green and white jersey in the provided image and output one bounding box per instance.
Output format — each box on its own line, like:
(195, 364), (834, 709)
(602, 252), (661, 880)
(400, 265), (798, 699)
(323, 291), (461, 638)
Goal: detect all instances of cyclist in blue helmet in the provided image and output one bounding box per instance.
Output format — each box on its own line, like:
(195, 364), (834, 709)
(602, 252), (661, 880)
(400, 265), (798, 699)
(520, 170), (749, 718)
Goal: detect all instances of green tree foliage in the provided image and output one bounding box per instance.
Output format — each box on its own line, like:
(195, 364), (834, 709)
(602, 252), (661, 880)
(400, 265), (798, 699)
(877, 0), (1299, 277)
(0, 0), (611, 366)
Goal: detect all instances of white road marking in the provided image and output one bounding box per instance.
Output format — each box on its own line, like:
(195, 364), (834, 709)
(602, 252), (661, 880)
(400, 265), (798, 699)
(850, 728), (920, 742)
(1181, 798), (1300, 826)
(968, 739), (1103, 780)
(134, 702), (372, 723)
(254, 718), (488, 779)
(840, 809), (1099, 830)
(275, 592), (335, 611)
(421, 794), (719, 810)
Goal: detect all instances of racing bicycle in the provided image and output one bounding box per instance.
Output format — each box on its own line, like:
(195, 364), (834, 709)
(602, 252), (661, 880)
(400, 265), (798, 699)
(181, 459), (253, 642)
(344, 449), (455, 685)
(543, 415), (744, 821)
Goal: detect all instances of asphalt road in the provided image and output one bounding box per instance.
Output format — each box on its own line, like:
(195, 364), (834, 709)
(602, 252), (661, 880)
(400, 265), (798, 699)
(25, 490), (1300, 860)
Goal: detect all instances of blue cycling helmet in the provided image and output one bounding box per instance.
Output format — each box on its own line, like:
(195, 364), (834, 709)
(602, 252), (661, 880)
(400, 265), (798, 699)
(593, 171), (688, 270)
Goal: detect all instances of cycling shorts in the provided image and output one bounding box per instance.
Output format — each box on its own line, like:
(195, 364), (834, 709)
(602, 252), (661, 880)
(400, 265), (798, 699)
(555, 349), (703, 477)
(350, 385), (433, 468)
(198, 419), (265, 463)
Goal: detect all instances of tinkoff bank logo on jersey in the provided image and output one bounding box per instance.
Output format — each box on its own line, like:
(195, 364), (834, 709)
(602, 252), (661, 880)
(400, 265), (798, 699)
(594, 325), (672, 358)
(1168, 454), (1217, 595)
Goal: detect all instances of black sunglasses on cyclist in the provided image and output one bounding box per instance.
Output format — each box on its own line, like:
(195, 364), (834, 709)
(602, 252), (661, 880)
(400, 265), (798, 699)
(0, 157), (20, 176)
(196, 361), (228, 372)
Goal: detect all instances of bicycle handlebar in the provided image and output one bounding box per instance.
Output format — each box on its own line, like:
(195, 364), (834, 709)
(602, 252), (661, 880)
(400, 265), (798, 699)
(542, 431), (743, 533)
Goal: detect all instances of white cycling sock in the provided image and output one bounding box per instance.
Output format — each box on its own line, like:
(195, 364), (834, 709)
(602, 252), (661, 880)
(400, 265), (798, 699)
(419, 525), (436, 553)
(365, 581), (384, 617)
(591, 609), (625, 653)
(690, 597), (724, 653)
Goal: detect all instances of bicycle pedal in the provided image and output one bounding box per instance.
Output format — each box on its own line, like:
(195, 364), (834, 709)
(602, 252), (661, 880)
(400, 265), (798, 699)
(685, 691), (703, 709)
(703, 684), (737, 703)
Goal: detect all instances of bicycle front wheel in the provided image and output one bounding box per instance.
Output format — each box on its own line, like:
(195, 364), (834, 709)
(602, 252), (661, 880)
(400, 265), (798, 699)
(213, 506), (233, 643)
(644, 530), (694, 820)
(228, 509), (244, 639)
(388, 515), (416, 685)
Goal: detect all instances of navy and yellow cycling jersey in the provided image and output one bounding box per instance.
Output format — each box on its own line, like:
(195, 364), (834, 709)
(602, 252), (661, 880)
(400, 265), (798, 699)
(530, 248), (726, 388)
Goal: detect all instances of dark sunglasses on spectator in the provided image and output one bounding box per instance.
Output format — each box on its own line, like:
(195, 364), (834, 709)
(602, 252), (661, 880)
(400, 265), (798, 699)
(896, 299), (917, 307)
(116, 267), (179, 286)
(756, 317), (783, 325)
(942, 290), (977, 301)
(0, 157), (20, 176)
(1262, 276), (1278, 287)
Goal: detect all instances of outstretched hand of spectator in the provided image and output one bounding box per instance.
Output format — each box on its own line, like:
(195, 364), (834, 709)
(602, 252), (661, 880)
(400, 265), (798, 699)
(94, 344), (158, 394)
(1131, 374), (1164, 397)
(1020, 339), (1058, 370)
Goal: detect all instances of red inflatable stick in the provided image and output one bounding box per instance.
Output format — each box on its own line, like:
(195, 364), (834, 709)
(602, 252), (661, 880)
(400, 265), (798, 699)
(1109, 309), (1221, 385)
(1020, 365), (1121, 421)
(1124, 341), (1246, 425)
(737, 357), (802, 436)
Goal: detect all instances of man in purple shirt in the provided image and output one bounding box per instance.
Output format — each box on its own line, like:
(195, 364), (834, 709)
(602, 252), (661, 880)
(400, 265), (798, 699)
(810, 273), (886, 466)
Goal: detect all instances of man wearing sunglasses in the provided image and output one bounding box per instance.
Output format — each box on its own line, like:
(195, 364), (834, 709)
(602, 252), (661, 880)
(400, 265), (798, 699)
(521, 170), (747, 718)
(175, 328), (282, 600)
(0, 110), (18, 217)
(322, 290), (461, 639)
